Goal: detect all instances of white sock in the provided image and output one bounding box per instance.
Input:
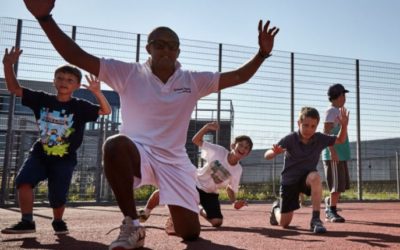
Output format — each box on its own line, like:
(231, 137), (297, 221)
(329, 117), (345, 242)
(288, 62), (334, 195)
(132, 219), (140, 227)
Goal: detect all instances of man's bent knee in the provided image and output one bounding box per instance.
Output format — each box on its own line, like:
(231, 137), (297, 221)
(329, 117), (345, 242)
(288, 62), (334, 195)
(103, 134), (140, 174)
(169, 205), (200, 241)
(103, 134), (132, 156)
(180, 229), (200, 241)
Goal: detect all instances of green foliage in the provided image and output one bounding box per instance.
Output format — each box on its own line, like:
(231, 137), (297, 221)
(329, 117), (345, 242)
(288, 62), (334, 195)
(30, 180), (399, 204)
(134, 185), (158, 200)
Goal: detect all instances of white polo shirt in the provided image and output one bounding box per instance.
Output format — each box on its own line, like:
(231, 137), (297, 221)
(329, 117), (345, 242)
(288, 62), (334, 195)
(99, 58), (220, 164)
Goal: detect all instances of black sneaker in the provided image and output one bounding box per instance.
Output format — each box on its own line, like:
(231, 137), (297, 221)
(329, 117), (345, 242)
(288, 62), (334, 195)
(310, 218), (327, 234)
(269, 200), (279, 226)
(1, 220), (36, 234)
(325, 209), (345, 223)
(52, 220), (69, 235)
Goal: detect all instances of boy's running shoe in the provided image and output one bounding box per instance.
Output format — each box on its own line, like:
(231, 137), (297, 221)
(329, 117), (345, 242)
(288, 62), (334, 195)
(52, 220), (69, 235)
(269, 200), (279, 226)
(310, 218), (327, 234)
(325, 209), (345, 223)
(1, 220), (36, 234)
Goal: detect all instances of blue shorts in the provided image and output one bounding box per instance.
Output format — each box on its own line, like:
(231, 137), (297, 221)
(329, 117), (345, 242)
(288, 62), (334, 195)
(279, 172), (313, 213)
(15, 153), (77, 208)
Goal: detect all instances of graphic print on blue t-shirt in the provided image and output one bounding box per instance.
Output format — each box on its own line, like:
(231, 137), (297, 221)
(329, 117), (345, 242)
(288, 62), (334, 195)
(210, 160), (231, 184)
(38, 107), (75, 157)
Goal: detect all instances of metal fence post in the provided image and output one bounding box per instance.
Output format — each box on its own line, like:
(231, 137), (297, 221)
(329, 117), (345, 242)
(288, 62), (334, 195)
(95, 117), (105, 202)
(0, 19), (23, 206)
(290, 52), (295, 132)
(272, 157), (276, 196)
(72, 25), (76, 41)
(355, 59), (363, 200)
(216, 43), (222, 145)
(136, 34), (141, 63)
(396, 151), (399, 200)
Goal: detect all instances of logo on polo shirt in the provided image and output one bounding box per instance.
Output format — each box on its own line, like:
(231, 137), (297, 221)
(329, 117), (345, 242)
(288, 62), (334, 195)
(173, 87), (191, 94)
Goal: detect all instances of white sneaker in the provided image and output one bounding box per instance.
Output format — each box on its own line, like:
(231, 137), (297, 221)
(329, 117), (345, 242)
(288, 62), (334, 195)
(109, 216), (146, 250)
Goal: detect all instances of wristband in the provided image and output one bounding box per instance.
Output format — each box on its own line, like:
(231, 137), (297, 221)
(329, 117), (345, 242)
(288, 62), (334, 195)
(258, 49), (271, 59)
(36, 14), (53, 22)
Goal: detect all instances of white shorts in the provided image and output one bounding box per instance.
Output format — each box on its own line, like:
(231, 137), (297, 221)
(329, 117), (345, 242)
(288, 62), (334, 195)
(133, 142), (200, 213)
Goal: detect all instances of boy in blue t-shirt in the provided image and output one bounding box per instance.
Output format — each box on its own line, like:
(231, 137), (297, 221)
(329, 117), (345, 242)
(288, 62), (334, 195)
(1, 47), (111, 235)
(264, 106), (349, 234)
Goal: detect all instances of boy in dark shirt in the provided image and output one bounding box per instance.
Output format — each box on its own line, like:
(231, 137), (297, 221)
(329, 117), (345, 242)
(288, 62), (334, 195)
(264, 106), (348, 233)
(1, 47), (111, 234)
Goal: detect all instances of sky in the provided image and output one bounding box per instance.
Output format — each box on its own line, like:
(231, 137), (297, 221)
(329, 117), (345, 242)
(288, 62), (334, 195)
(1, 0), (400, 64)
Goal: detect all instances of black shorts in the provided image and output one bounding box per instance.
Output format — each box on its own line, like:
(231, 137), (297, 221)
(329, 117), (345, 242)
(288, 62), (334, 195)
(197, 187), (223, 219)
(279, 172), (312, 213)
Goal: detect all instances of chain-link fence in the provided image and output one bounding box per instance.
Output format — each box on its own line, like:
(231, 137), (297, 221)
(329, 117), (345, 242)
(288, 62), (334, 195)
(0, 17), (399, 205)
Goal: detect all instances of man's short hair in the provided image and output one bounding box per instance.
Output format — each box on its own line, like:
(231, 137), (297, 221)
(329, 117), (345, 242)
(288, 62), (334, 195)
(147, 26), (180, 44)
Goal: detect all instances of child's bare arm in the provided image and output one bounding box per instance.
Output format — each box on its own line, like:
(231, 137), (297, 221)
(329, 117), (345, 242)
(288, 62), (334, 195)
(83, 75), (111, 115)
(264, 144), (285, 160)
(192, 122), (219, 147)
(226, 186), (247, 209)
(3, 47), (23, 97)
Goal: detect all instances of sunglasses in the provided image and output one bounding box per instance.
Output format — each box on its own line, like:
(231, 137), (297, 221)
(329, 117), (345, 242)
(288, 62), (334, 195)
(148, 40), (180, 51)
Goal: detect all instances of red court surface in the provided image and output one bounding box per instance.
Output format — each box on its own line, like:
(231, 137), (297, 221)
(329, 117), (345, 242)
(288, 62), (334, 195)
(1, 201), (399, 249)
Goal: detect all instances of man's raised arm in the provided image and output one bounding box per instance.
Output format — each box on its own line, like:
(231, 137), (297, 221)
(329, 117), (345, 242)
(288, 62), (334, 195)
(218, 20), (279, 90)
(24, 0), (100, 76)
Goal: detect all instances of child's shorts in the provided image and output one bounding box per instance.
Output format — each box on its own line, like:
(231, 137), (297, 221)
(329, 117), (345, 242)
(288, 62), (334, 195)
(323, 161), (350, 193)
(279, 172), (313, 213)
(133, 142), (200, 213)
(15, 153), (77, 208)
(197, 187), (223, 219)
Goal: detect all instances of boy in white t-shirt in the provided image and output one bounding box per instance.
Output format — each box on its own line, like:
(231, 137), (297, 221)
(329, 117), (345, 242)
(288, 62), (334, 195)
(139, 122), (252, 228)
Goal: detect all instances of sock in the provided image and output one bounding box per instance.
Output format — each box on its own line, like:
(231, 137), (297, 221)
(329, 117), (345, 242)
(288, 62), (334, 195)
(145, 208), (152, 216)
(312, 210), (320, 220)
(22, 213), (33, 222)
(132, 219), (140, 227)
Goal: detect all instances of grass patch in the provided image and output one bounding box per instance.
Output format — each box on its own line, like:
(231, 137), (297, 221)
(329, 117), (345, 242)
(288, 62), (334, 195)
(25, 180), (399, 204)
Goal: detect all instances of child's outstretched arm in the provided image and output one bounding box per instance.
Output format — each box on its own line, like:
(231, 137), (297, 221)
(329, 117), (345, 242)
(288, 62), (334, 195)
(264, 144), (285, 160)
(334, 107), (349, 145)
(226, 186), (247, 209)
(3, 47), (23, 97)
(192, 121), (219, 147)
(83, 75), (112, 115)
